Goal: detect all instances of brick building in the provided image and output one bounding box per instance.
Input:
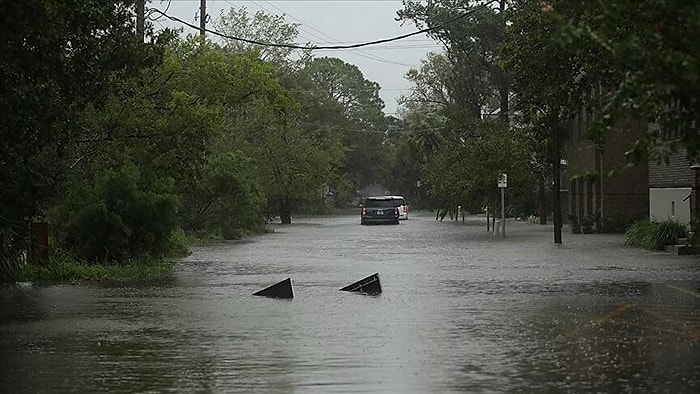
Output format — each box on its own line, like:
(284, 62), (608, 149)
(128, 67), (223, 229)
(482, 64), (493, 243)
(566, 80), (699, 233)
(566, 108), (649, 231)
(648, 122), (699, 224)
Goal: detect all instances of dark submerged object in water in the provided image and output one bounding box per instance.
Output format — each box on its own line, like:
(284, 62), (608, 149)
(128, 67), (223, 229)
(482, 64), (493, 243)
(340, 273), (382, 295)
(253, 278), (294, 299)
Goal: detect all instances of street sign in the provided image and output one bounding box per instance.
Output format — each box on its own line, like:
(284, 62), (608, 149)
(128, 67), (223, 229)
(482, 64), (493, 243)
(498, 173), (507, 188)
(498, 173), (507, 238)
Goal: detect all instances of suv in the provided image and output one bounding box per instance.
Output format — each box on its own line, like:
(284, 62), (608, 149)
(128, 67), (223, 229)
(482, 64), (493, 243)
(361, 196), (400, 225)
(389, 196), (409, 220)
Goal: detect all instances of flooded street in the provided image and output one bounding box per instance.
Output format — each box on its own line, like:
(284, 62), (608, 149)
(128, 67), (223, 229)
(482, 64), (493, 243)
(2, 213), (699, 393)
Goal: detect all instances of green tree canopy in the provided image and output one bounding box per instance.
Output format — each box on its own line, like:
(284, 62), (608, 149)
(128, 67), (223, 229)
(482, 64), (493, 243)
(398, 0), (510, 119)
(0, 0), (169, 278)
(551, 0), (700, 162)
(293, 57), (389, 189)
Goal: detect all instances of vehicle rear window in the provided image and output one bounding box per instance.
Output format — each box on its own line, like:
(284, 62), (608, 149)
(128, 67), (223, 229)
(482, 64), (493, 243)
(364, 199), (395, 208)
(393, 198), (406, 207)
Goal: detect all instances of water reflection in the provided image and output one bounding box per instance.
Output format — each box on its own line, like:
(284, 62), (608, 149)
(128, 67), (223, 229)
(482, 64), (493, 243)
(511, 282), (700, 392)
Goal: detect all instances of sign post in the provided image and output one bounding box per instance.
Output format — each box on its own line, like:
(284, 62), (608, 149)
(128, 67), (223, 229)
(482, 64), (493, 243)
(498, 173), (507, 238)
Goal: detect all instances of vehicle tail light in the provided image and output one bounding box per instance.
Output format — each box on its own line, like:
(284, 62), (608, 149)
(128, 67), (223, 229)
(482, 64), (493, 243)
(361, 207), (366, 217)
(405, 204), (408, 213)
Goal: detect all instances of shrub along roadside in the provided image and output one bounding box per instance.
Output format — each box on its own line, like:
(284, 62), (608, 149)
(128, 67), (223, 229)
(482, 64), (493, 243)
(15, 260), (175, 283)
(625, 220), (688, 251)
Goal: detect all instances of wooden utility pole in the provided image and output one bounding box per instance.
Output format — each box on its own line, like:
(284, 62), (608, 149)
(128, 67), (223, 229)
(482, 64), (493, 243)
(136, 0), (145, 41)
(199, 0), (207, 37)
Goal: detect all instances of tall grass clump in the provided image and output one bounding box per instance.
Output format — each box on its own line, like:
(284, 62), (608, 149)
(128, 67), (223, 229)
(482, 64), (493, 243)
(625, 219), (688, 250)
(0, 226), (27, 282)
(15, 258), (175, 283)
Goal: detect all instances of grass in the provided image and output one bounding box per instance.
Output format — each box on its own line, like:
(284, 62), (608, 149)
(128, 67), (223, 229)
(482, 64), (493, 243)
(15, 259), (176, 283)
(624, 219), (688, 251)
(524, 215), (540, 224)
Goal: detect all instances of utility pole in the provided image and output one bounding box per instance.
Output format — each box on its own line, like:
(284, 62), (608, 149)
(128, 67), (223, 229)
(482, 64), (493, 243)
(199, 0), (207, 38)
(136, 0), (145, 41)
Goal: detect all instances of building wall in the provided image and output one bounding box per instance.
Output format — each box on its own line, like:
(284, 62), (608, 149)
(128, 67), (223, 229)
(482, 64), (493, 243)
(648, 148), (697, 226)
(567, 138), (597, 220)
(566, 116), (649, 223)
(650, 188), (692, 223)
(649, 151), (694, 188)
(600, 120), (649, 220)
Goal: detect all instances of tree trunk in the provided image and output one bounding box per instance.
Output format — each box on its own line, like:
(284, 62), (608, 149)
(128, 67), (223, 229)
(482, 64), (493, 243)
(486, 205), (490, 231)
(498, 0), (509, 123)
(499, 83), (509, 123)
(552, 123), (562, 244)
(280, 198), (292, 224)
(491, 203), (496, 233)
(280, 211), (291, 225)
(538, 176), (547, 225)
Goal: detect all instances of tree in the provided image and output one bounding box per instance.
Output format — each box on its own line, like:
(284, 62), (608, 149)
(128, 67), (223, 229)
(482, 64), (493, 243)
(398, 0), (510, 120)
(163, 38), (330, 226)
(214, 6), (309, 67)
(395, 2), (540, 217)
(551, 0), (700, 163)
(191, 151), (266, 239)
(401, 52), (453, 114)
(293, 57), (389, 190)
(503, 0), (595, 243)
(0, 0), (167, 278)
(424, 120), (536, 217)
(214, 7), (371, 210)
(387, 106), (449, 208)
(541, 0), (700, 237)
(51, 153), (180, 263)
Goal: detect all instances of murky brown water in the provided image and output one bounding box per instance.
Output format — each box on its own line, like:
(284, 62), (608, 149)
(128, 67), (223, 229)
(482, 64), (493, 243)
(2, 214), (699, 392)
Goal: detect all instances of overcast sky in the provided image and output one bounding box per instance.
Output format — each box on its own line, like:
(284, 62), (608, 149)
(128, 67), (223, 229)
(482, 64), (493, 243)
(150, 0), (444, 115)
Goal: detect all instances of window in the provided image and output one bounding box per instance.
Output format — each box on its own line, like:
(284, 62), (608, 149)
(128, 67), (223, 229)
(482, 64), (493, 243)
(365, 199), (395, 208)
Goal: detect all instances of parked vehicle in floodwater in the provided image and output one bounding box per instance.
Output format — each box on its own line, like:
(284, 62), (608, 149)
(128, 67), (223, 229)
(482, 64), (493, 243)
(360, 196), (400, 225)
(390, 195), (409, 220)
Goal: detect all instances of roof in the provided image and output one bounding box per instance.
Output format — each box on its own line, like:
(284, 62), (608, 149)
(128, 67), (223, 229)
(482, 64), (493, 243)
(365, 195), (405, 200)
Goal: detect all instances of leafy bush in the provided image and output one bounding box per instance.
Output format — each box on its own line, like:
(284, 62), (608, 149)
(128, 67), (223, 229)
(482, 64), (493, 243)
(625, 220), (688, 250)
(525, 215), (540, 224)
(183, 151), (267, 240)
(51, 159), (180, 263)
(166, 227), (190, 257)
(598, 211), (637, 233)
(0, 227), (25, 282)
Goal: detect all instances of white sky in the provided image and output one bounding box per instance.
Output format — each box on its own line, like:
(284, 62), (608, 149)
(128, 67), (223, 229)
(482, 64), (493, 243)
(150, 0), (444, 115)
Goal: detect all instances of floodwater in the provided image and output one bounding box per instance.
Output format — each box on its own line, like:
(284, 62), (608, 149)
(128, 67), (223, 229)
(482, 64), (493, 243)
(1, 213), (699, 393)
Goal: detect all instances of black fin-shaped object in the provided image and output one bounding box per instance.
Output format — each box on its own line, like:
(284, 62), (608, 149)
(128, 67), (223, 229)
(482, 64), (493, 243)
(253, 278), (294, 299)
(340, 273), (381, 295)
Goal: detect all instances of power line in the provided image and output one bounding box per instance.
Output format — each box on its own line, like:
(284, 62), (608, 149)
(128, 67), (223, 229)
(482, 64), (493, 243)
(146, 2), (493, 51)
(255, 0), (419, 67)
(145, 0), (172, 21)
